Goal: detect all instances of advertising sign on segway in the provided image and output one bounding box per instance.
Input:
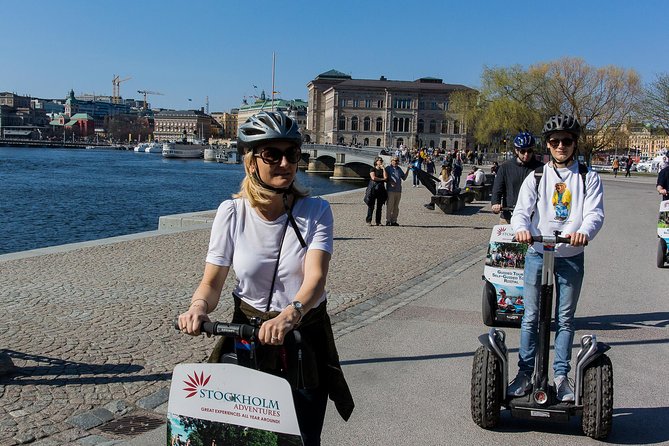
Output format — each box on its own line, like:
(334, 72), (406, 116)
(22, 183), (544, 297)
(167, 363), (303, 445)
(482, 224), (529, 327)
(657, 200), (669, 268)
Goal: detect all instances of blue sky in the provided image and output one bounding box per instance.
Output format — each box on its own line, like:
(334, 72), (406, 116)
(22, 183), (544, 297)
(2, 0), (667, 112)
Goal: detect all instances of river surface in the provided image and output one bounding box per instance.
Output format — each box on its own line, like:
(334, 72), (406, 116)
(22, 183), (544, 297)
(0, 147), (360, 255)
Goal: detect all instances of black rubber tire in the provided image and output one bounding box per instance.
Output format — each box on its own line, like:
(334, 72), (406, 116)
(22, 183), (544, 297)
(471, 346), (502, 429)
(657, 239), (667, 268)
(581, 354), (614, 439)
(482, 280), (496, 327)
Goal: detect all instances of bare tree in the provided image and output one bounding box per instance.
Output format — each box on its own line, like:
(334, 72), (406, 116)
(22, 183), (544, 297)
(640, 73), (669, 135)
(531, 57), (642, 160)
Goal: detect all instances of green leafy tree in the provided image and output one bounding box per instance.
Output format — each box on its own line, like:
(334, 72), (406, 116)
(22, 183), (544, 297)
(452, 65), (544, 153)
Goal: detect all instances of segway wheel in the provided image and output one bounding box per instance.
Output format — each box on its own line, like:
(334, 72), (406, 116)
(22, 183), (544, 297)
(482, 280), (497, 327)
(657, 239), (667, 268)
(581, 354), (613, 439)
(471, 346), (502, 429)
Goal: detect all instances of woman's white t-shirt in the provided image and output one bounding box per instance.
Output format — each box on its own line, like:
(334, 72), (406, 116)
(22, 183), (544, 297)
(206, 197), (333, 312)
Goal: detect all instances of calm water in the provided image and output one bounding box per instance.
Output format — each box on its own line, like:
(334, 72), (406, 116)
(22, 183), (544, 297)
(0, 147), (359, 255)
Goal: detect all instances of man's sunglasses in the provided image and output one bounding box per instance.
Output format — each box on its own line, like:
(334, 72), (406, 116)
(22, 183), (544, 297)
(548, 138), (575, 149)
(255, 146), (302, 165)
(517, 148), (533, 154)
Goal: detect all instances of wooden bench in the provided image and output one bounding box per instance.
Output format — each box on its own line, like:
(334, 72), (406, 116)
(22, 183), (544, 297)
(465, 184), (491, 201)
(428, 191), (473, 213)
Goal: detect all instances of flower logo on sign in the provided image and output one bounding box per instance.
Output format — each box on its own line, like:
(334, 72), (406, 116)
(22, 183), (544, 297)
(183, 371), (211, 398)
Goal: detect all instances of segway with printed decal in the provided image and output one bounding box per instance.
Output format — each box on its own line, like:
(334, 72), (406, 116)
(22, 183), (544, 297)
(472, 232), (613, 439)
(168, 321), (303, 445)
(481, 222), (527, 328)
(657, 200), (669, 268)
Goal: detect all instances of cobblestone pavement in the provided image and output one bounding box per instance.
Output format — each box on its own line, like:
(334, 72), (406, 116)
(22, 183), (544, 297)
(0, 182), (496, 445)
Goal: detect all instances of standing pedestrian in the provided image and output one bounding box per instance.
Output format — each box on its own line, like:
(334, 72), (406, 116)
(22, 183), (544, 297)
(507, 114), (604, 402)
(425, 157), (436, 175)
(385, 156), (409, 226)
(452, 153), (463, 188)
(366, 157), (388, 226)
(625, 157), (633, 177)
(612, 158), (619, 178)
(411, 154), (422, 187)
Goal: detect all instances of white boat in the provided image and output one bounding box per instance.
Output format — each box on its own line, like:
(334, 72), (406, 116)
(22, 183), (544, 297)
(162, 142), (205, 159)
(134, 143), (149, 152)
(145, 142), (163, 153)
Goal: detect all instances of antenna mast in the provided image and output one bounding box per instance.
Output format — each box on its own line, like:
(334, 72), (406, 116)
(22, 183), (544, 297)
(271, 52), (276, 111)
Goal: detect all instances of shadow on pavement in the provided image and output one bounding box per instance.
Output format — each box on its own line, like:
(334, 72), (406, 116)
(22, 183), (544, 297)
(576, 312), (669, 330)
(495, 406), (669, 444)
(0, 349), (172, 385)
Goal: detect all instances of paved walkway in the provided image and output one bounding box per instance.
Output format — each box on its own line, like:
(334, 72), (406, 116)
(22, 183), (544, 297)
(0, 179), (497, 445)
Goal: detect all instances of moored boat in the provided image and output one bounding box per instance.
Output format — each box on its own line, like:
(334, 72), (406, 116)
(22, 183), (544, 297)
(145, 142), (163, 153)
(162, 142), (205, 159)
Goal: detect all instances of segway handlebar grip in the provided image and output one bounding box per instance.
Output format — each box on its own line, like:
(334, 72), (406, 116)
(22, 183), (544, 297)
(202, 322), (260, 340)
(510, 235), (587, 246)
(173, 319), (260, 340)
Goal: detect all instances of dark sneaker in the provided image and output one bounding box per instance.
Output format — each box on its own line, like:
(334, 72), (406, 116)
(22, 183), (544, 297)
(507, 372), (532, 397)
(424, 203), (435, 210)
(554, 375), (574, 402)
(386, 222), (392, 226)
(391, 222), (400, 226)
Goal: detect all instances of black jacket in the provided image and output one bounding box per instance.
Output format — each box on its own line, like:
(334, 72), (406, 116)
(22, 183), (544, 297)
(491, 156), (544, 217)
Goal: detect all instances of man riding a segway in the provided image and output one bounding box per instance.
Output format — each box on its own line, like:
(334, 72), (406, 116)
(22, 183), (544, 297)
(508, 114), (605, 401)
(491, 131), (544, 224)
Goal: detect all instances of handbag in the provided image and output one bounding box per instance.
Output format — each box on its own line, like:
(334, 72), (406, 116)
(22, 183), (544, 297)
(363, 180), (375, 205)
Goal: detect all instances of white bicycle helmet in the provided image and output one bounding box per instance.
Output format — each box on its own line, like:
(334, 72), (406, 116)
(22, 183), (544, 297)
(237, 110), (302, 153)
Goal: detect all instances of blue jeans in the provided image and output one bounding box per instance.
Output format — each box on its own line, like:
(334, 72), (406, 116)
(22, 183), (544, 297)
(518, 250), (584, 377)
(412, 171), (420, 186)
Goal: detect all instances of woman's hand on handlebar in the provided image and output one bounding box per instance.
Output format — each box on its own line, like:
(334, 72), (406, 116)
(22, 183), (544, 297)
(177, 306), (210, 336)
(258, 307), (300, 346)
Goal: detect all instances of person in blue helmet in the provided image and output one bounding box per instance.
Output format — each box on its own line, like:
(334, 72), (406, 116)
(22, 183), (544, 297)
(491, 131), (544, 224)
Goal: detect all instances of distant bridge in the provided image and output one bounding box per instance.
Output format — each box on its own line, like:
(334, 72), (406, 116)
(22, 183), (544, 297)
(301, 143), (391, 180)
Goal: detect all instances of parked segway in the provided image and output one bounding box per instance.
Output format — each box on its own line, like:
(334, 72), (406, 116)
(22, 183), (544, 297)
(169, 320), (304, 445)
(471, 232), (613, 439)
(657, 200), (669, 268)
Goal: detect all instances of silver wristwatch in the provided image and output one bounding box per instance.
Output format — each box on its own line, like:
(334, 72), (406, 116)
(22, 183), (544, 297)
(290, 301), (304, 322)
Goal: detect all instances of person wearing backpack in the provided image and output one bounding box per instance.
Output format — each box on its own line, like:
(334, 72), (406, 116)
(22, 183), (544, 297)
(507, 114), (604, 402)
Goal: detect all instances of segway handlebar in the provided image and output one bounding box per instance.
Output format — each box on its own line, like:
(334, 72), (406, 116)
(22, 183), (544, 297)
(174, 319), (259, 341)
(512, 234), (587, 245)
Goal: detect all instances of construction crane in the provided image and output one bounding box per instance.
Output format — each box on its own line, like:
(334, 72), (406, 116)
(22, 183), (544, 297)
(112, 75), (132, 104)
(137, 90), (164, 110)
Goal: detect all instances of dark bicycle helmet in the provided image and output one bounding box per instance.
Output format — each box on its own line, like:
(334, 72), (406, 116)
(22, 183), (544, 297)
(237, 110), (302, 153)
(542, 114), (581, 137)
(513, 131), (535, 149)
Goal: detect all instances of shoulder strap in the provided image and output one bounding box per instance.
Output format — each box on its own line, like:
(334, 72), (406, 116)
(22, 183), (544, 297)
(533, 165), (544, 197)
(578, 163), (588, 192)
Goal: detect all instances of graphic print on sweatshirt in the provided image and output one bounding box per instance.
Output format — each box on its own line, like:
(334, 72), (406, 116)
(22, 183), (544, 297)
(551, 182), (572, 222)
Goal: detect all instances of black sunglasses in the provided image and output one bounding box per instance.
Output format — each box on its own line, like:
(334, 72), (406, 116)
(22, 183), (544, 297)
(517, 148), (533, 154)
(256, 146), (302, 165)
(548, 138), (575, 149)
